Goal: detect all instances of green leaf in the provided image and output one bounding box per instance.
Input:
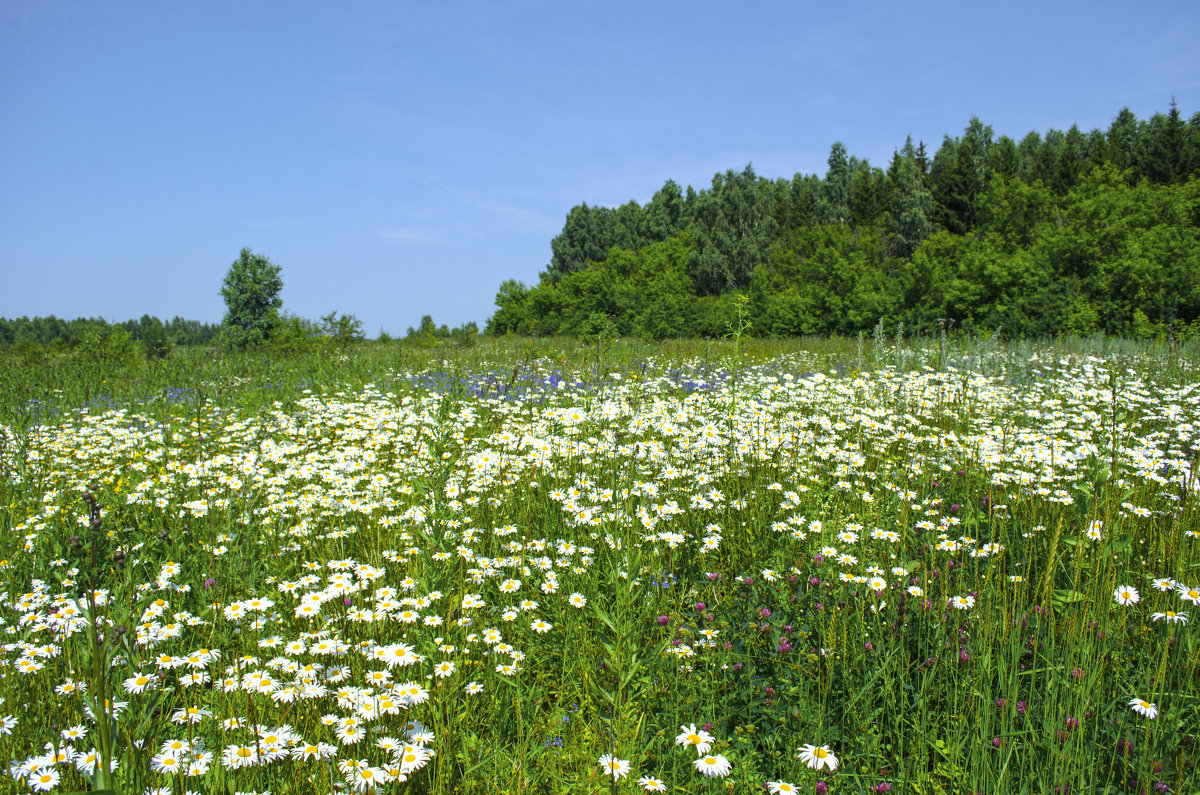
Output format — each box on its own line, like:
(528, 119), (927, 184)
(1052, 589), (1085, 605)
(592, 603), (618, 635)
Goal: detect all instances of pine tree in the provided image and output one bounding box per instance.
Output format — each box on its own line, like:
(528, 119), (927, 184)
(887, 153), (934, 258)
(817, 143), (852, 225)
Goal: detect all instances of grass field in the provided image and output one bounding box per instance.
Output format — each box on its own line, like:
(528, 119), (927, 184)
(1, 333), (1198, 794)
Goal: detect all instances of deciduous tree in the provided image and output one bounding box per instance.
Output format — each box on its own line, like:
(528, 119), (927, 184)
(220, 248), (283, 349)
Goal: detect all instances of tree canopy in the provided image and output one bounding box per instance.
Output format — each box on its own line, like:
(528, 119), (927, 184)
(221, 248), (284, 349)
(489, 105), (1200, 340)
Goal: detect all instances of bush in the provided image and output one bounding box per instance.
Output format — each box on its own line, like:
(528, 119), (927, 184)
(74, 326), (142, 369)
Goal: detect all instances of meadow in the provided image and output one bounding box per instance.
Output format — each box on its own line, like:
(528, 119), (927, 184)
(0, 332), (1198, 794)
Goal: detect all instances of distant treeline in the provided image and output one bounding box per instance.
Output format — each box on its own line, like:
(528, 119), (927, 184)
(488, 104), (1200, 339)
(1, 315), (220, 351)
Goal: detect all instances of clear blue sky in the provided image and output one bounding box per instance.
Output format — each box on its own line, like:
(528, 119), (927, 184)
(2, 0), (1197, 336)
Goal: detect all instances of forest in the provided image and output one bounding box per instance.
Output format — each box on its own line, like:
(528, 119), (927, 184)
(487, 104), (1200, 340)
(0, 314), (220, 357)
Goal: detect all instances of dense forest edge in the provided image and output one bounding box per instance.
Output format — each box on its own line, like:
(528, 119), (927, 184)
(487, 104), (1200, 340)
(5, 104), (1199, 357)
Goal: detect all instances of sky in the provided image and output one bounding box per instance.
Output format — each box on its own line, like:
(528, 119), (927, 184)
(2, 0), (1198, 336)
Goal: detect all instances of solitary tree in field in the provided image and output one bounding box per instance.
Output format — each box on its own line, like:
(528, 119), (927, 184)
(221, 248), (283, 349)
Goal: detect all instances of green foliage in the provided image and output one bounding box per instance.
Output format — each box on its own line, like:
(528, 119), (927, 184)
(74, 325), (142, 370)
(486, 279), (531, 335)
(487, 104), (1200, 342)
(488, 235), (698, 339)
(405, 315), (480, 347)
(750, 224), (898, 336)
(0, 316), (220, 351)
(887, 145), (934, 258)
(319, 310), (365, 346)
(12, 337), (45, 363)
(267, 313), (323, 355)
(220, 247), (283, 349)
(686, 165), (780, 295)
(138, 315), (171, 360)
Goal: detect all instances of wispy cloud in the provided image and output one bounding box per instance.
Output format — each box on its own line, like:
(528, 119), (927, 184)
(484, 203), (561, 235)
(376, 227), (446, 245)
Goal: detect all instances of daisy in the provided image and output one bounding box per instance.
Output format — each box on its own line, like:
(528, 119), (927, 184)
(61, 724), (87, 742)
(568, 593), (587, 608)
(433, 661), (457, 678)
(379, 642), (422, 669)
(798, 743), (839, 771)
(1113, 585), (1140, 606)
(150, 752), (182, 774)
(1152, 610), (1188, 624)
(394, 682), (430, 704)
(348, 765), (387, 792)
(336, 724), (365, 745)
(180, 672), (210, 687)
(1177, 584), (1200, 605)
(159, 738), (190, 755)
(186, 758), (211, 777)
(638, 775), (667, 791)
(123, 673), (158, 694)
(28, 768), (60, 793)
(291, 743), (324, 762)
(1129, 698), (1158, 719)
(375, 736), (403, 754)
(530, 619), (552, 633)
(768, 783), (800, 794)
(55, 680), (86, 697)
(675, 723), (714, 755)
(43, 746), (75, 765)
(465, 681), (483, 695)
(221, 744), (259, 769)
(397, 745), (433, 774)
(694, 753), (732, 778)
(598, 754), (630, 780)
(1150, 578), (1175, 592)
(949, 595), (975, 610)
